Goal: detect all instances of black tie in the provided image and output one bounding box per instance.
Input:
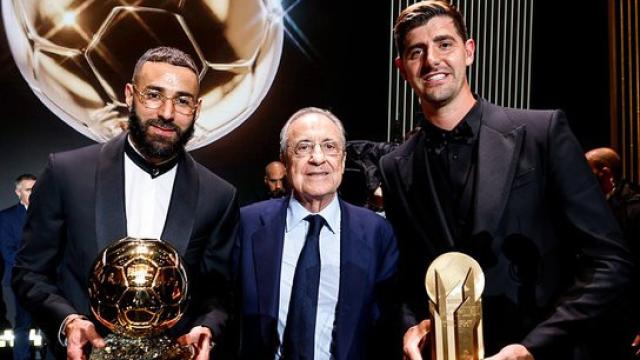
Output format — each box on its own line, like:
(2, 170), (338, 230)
(282, 214), (325, 359)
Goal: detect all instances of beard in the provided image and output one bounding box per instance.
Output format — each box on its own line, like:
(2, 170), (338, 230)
(269, 187), (287, 198)
(128, 106), (194, 161)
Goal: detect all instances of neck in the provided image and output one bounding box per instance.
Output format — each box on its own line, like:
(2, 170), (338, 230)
(295, 192), (336, 213)
(421, 87), (476, 130)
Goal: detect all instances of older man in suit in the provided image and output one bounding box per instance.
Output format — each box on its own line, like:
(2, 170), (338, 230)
(380, 2), (633, 360)
(236, 107), (398, 359)
(13, 47), (239, 360)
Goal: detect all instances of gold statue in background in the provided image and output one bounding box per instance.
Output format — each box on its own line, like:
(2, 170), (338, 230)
(425, 252), (485, 360)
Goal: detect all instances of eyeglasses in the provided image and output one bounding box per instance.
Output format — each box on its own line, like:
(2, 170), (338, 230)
(132, 85), (197, 115)
(289, 140), (343, 157)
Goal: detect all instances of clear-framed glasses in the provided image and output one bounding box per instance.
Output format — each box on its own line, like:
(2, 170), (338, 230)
(132, 85), (197, 115)
(289, 140), (343, 157)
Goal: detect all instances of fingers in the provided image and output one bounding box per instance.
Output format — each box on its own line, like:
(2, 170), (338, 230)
(633, 334), (640, 357)
(486, 344), (533, 360)
(402, 320), (431, 360)
(66, 319), (105, 360)
(177, 326), (213, 360)
(85, 325), (106, 348)
(66, 342), (86, 360)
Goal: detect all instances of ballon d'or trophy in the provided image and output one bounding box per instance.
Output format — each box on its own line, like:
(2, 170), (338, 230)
(88, 237), (193, 360)
(425, 252), (485, 360)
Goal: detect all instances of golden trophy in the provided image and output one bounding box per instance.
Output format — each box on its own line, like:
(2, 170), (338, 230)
(425, 252), (485, 360)
(88, 237), (193, 360)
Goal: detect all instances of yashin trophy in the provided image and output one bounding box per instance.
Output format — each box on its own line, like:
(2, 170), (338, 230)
(425, 252), (485, 360)
(88, 237), (192, 360)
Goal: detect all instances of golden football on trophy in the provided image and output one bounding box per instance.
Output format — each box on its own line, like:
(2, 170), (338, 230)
(88, 237), (192, 360)
(88, 237), (188, 337)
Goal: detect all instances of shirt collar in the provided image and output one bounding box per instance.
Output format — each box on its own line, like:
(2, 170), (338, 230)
(125, 135), (180, 178)
(421, 98), (482, 152)
(286, 194), (340, 234)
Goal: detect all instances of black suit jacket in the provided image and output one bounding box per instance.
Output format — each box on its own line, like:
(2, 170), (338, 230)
(380, 99), (633, 359)
(12, 134), (239, 356)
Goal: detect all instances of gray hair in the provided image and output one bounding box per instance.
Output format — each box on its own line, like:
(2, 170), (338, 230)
(279, 107), (347, 156)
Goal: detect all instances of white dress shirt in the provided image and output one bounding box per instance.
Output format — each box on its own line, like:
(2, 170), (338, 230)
(124, 150), (177, 239)
(276, 195), (341, 360)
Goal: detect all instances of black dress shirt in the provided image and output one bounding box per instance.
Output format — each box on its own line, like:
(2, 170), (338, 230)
(422, 100), (482, 243)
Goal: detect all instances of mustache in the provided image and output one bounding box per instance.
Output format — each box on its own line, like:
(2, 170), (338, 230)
(146, 118), (181, 134)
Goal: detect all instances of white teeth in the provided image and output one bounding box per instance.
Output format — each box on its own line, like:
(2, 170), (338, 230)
(427, 73), (446, 81)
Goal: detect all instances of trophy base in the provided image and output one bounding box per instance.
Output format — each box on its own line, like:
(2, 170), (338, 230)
(90, 334), (194, 360)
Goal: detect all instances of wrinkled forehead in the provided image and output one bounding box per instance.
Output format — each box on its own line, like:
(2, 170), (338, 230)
(287, 113), (342, 142)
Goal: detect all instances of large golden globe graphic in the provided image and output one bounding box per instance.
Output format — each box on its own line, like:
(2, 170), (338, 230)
(2, 0), (284, 150)
(88, 237), (188, 338)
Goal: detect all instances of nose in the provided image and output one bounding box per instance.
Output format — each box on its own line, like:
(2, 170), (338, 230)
(309, 144), (326, 164)
(424, 48), (440, 68)
(275, 180), (283, 190)
(158, 99), (176, 120)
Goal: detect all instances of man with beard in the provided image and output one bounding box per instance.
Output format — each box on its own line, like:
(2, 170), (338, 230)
(12, 47), (239, 360)
(263, 161), (288, 199)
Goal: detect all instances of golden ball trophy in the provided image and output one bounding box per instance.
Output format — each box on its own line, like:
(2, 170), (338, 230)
(88, 237), (193, 360)
(425, 252), (485, 360)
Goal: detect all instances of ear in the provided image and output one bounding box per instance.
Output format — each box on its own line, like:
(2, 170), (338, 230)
(125, 83), (134, 109)
(464, 39), (475, 66)
(193, 98), (203, 121)
(394, 57), (407, 80)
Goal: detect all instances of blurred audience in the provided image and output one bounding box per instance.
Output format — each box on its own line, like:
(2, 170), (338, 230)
(0, 174), (37, 360)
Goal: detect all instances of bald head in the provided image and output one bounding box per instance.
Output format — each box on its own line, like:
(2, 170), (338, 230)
(586, 147), (621, 179)
(264, 161), (287, 198)
(586, 147), (621, 196)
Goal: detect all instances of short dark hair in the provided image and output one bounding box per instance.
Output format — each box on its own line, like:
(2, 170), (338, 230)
(15, 174), (36, 184)
(132, 46), (199, 82)
(394, 0), (468, 56)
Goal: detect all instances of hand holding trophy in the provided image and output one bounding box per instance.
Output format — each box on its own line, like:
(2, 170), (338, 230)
(425, 252), (485, 360)
(88, 237), (194, 360)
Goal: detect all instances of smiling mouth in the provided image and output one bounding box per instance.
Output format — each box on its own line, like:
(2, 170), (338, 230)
(424, 73), (447, 82)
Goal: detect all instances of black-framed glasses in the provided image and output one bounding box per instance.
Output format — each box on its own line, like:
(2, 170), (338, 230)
(132, 85), (197, 115)
(289, 140), (343, 157)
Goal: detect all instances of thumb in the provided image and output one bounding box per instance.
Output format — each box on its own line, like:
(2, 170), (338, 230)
(177, 332), (196, 346)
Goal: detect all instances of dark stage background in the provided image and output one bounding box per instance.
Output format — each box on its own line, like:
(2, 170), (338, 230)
(0, 0), (611, 208)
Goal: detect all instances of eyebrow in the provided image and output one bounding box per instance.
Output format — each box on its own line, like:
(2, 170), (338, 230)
(144, 85), (195, 98)
(433, 34), (456, 42)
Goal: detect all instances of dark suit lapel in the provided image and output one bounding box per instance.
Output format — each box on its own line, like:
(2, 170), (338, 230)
(161, 153), (198, 256)
(473, 104), (524, 234)
(253, 199), (288, 339)
(333, 200), (370, 359)
(395, 133), (454, 248)
(95, 134), (127, 251)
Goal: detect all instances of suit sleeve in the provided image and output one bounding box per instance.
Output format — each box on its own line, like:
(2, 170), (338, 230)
(521, 111), (635, 357)
(193, 186), (240, 340)
(12, 154), (79, 341)
(378, 156), (423, 333)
